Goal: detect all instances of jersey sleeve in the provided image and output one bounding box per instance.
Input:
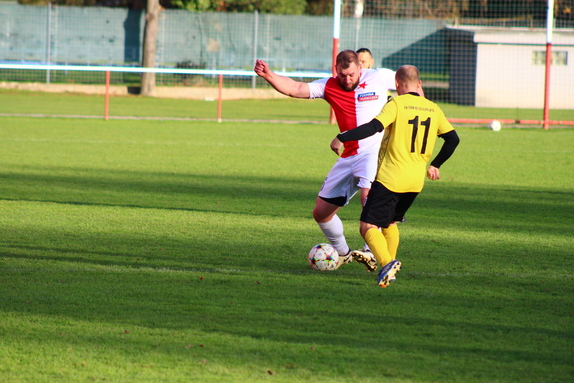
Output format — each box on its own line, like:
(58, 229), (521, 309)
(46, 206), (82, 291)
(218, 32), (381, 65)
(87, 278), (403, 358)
(375, 68), (396, 91)
(337, 119), (384, 142)
(430, 130), (460, 168)
(308, 78), (329, 100)
(375, 98), (399, 128)
(437, 109), (455, 135)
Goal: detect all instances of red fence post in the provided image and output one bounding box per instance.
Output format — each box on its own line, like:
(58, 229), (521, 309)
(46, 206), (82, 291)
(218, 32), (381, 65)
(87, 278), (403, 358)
(104, 70), (110, 121)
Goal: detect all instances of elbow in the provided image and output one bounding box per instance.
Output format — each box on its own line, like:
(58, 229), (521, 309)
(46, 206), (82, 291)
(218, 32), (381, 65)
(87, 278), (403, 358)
(453, 135), (461, 147)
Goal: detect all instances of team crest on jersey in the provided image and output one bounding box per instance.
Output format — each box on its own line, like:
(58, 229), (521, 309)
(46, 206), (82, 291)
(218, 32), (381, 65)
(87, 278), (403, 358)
(358, 92), (379, 102)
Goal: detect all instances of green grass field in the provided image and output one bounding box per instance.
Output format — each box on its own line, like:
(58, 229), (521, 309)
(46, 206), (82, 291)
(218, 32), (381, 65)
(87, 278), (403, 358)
(1, 88), (574, 124)
(0, 93), (573, 382)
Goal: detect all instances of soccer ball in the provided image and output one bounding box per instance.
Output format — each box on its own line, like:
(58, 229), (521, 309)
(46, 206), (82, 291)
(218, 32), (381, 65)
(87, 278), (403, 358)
(308, 243), (339, 271)
(490, 120), (502, 131)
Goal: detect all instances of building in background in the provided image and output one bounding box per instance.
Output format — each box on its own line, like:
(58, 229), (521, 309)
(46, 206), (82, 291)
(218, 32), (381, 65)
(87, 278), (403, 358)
(449, 26), (574, 109)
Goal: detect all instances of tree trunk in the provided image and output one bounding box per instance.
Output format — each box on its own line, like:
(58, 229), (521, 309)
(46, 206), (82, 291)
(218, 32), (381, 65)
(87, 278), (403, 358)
(141, 0), (160, 96)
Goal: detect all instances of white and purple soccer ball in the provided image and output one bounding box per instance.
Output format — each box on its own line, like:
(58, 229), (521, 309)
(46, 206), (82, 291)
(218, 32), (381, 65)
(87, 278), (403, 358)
(308, 243), (339, 271)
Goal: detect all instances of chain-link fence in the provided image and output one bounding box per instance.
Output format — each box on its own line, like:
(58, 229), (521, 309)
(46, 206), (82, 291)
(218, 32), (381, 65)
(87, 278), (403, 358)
(0, 2), (573, 109)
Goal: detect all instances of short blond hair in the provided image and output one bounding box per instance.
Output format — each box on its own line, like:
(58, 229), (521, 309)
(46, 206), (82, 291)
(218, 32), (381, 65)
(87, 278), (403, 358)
(395, 65), (420, 86)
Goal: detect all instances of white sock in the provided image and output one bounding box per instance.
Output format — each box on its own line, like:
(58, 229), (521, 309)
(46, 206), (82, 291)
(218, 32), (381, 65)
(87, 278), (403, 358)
(317, 215), (350, 256)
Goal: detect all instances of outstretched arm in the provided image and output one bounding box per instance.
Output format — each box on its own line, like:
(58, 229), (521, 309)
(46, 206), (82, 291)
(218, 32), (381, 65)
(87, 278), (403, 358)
(254, 59), (310, 99)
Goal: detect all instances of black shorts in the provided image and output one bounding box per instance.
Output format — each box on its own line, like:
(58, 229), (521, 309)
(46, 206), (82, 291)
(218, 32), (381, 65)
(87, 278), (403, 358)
(360, 181), (418, 228)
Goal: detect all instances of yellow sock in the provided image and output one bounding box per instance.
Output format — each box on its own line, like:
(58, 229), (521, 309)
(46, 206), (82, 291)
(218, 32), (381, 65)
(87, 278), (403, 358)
(382, 225), (400, 259)
(364, 228), (393, 266)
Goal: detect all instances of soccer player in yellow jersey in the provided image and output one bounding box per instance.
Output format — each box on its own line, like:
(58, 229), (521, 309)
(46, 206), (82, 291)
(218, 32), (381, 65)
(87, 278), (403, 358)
(330, 65), (460, 288)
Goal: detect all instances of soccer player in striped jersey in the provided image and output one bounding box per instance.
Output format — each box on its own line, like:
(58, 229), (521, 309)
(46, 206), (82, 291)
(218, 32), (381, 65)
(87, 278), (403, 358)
(331, 65), (460, 288)
(254, 50), (398, 271)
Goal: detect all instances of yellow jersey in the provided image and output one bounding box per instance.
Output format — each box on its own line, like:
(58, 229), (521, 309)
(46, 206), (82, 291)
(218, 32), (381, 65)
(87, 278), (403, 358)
(374, 94), (454, 193)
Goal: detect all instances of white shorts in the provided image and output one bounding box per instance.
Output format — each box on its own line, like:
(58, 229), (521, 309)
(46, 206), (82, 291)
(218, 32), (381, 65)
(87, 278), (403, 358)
(318, 151), (378, 206)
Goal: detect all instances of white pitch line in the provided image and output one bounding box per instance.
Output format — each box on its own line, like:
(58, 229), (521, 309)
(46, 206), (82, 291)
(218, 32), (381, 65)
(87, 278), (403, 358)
(0, 113), (325, 125)
(0, 137), (292, 147)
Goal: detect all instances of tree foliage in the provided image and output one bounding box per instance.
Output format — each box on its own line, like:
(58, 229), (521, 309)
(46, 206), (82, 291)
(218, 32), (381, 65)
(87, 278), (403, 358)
(15, 0), (574, 20)
(18, 0), (97, 5)
(158, 0), (307, 14)
(359, 0), (573, 21)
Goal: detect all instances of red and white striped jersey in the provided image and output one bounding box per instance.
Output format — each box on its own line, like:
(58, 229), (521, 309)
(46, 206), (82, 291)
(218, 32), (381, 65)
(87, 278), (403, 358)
(308, 68), (396, 158)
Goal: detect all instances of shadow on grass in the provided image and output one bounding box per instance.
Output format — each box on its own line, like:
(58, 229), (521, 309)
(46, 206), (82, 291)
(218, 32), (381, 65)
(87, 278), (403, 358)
(411, 183), (574, 237)
(1, 164), (573, 229)
(1, 163), (573, 276)
(1, 265), (571, 381)
(0, 164), (321, 218)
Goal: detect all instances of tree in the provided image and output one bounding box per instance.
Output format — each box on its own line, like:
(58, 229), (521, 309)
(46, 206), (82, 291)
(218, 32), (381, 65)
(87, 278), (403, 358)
(16, 0), (574, 20)
(162, 0), (307, 14)
(162, 0), (214, 11)
(140, 0), (160, 96)
(305, 0), (332, 15)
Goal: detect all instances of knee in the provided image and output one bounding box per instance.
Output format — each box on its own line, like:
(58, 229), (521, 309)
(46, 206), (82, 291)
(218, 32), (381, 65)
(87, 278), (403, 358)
(360, 222), (375, 237)
(312, 208), (323, 222)
(313, 200), (339, 223)
(313, 206), (333, 223)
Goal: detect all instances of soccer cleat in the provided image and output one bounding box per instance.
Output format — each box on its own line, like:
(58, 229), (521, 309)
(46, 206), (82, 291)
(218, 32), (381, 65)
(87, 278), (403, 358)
(339, 252), (353, 264)
(335, 251), (353, 269)
(377, 259), (401, 288)
(349, 249), (378, 272)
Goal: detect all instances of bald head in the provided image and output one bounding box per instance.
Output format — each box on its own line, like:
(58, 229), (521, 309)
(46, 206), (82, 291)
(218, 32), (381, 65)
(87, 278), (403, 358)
(395, 65), (422, 95)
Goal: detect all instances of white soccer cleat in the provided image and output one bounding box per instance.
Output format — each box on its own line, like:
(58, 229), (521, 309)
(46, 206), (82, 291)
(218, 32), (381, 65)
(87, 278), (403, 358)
(349, 249), (378, 272)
